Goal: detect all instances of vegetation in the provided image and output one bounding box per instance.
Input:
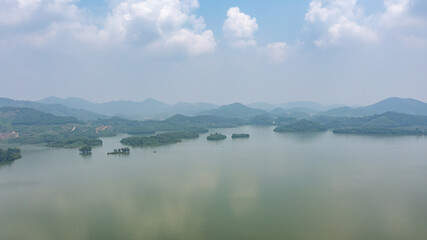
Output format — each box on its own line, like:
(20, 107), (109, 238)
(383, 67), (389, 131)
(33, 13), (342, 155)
(333, 127), (425, 136)
(121, 129), (201, 147)
(200, 102), (267, 120)
(79, 146), (92, 154)
(274, 120), (327, 133)
(232, 133), (250, 138)
(207, 133), (226, 141)
(3, 103), (427, 151)
(249, 115), (274, 125)
(0, 148), (21, 162)
(108, 148), (130, 155)
(319, 97), (427, 117)
(0, 107), (80, 126)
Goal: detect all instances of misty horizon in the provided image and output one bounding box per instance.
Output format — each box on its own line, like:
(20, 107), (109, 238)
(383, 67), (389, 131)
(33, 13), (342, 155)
(3, 95), (425, 108)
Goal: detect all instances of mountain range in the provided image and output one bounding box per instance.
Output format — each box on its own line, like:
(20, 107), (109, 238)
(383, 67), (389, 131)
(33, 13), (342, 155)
(1, 96), (427, 121)
(0, 98), (106, 121)
(318, 97), (427, 117)
(39, 97), (218, 120)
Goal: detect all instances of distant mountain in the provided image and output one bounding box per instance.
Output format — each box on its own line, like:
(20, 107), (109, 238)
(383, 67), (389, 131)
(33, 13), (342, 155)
(319, 97), (427, 117)
(248, 102), (280, 111)
(40, 97), (218, 120)
(0, 107), (80, 127)
(0, 98), (106, 121)
(249, 101), (342, 112)
(270, 107), (317, 118)
(199, 103), (268, 119)
(314, 112), (427, 130)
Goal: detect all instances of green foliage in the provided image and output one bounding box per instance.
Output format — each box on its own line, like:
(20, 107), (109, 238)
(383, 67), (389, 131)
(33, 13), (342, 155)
(79, 146), (92, 154)
(275, 116), (298, 126)
(108, 147), (130, 155)
(120, 129), (200, 147)
(201, 103), (268, 120)
(313, 112), (427, 129)
(231, 133), (250, 138)
(249, 115), (274, 125)
(0, 148), (21, 162)
(90, 115), (240, 135)
(0, 107), (80, 125)
(49, 138), (102, 148)
(274, 119), (327, 133)
(6, 124), (104, 148)
(333, 127), (425, 136)
(207, 133), (226, 141)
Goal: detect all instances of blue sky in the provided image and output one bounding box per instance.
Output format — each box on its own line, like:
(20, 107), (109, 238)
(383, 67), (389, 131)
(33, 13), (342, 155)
(0, 0), (426, 105)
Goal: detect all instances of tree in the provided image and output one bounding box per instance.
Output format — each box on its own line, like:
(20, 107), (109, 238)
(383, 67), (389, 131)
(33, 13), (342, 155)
(79, 146), (92, 154)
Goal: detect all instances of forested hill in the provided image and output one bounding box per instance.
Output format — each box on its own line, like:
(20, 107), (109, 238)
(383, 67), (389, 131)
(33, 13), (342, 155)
(0, 107), (80, 127)
(199, 103), (267, 120)
(0, 98), (106, 121)
(319, 97), (427, 117)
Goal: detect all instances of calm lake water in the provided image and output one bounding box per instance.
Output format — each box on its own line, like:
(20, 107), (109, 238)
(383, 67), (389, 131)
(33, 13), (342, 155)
(1, 126), (427, 240)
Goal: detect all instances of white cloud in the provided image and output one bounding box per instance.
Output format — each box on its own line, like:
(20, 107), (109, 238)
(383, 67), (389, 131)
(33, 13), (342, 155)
(223, 7), (258, 48)
(260, 42), (289, 63)
(0, 0), (41, 25)
(304, 0), (427, 47)
(305, 0), (379, 46)
(0, 0), (216, 56)
(154, 28), (216, 55)
(380, 0), (412, 27)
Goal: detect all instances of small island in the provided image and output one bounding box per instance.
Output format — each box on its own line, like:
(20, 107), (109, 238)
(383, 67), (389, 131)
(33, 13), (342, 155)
(108, 148), (130, 155)
(79, 146), (92, 155)
(207, 133), (226, 141)
(0, 148), (22, 162)
(121, 129), (202, 147)
(232, 133), (250, 138)
(274, 119), (327, 133)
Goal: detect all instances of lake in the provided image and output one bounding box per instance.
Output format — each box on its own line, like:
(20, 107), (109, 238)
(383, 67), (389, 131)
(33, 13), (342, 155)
(1, 126), (427, 240)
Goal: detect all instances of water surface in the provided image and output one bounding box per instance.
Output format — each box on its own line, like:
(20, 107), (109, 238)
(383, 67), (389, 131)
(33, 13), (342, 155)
(1, 126), (427, 239)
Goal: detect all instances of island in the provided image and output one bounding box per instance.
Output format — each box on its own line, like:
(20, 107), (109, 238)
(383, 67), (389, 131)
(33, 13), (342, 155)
(79, 146), (92, 155)
(0, 148), (22, 162)
(232, 133), (250, 138)
(274, 119), (327, 133)
(120, 129), (201, 147)
(207, 133), (226, 141)
(108, 148), (130, 155)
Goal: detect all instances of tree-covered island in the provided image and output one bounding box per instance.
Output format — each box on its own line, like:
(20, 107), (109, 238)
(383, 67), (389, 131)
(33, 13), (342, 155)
(207, 133), (227, 140)
(79, 146), (92, 155)
(0, 148), (21, 162)
(274, 119), (327, 133)
(120, 129), (204, 147)
(108, 148), (130, 155)
(232, 133), (250, 138)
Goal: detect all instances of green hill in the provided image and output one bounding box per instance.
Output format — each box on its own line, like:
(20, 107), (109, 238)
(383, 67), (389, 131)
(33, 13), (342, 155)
(0, 98), (106, 121)
(200, 103), (268, 120)
(0, 107), (80, 127)
(274, 120), (327, 133)
(319, 97), (427, 117)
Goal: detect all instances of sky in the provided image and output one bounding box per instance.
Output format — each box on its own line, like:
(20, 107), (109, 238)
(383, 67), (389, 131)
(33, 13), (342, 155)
(0, 0), (426, 105)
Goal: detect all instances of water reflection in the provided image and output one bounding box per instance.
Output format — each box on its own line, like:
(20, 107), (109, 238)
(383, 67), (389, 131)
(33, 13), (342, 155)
(0, 127), (427, 239)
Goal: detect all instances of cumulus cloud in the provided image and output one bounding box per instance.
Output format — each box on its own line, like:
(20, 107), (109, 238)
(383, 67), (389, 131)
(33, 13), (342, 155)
(304, 0), (427, 47)
(223, 7), (258, 48)
(380, 0), (413, 27)
(0, 0), (216, 56)
(305, 0), (379, 46)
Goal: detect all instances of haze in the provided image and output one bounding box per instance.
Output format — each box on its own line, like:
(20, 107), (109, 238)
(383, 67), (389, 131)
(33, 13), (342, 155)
(1, 0), (426, 105)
